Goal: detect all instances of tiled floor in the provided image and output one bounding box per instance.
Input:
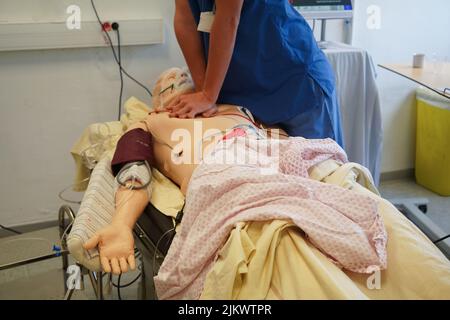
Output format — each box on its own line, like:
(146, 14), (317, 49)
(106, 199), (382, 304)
(379, 178), (450, 233)
(0, 178), (448, 300)
(0, 257), (141, 300)
(0, 228), (140, 300)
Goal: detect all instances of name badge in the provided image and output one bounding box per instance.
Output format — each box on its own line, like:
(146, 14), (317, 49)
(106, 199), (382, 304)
(197, 11), (215, 33)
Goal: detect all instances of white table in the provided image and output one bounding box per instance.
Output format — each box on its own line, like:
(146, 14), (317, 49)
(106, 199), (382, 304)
(322, 41), (383, 185)
(379, 63), (450, 99)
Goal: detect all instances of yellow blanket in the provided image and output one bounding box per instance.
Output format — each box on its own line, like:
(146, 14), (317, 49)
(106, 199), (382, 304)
(201, 161), (450, 300)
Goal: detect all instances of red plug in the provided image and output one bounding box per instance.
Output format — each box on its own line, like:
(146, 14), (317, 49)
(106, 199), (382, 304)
(102, 22), (112, 32)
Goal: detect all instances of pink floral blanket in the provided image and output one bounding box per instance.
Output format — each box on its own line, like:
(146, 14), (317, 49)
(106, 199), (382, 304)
(154, 137), (388, 299)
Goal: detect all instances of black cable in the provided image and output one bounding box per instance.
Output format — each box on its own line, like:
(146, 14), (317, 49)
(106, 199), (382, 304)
(112, 249), (142, 300)
(113, 272), (142, 289)
(434, 234), (450, 244)
(113, 271), (142, 301)
(0, 224), (22, 235)
(117, 273), (122, 300)
(116, 27), (124, 121)
(90, 0), (153, 100)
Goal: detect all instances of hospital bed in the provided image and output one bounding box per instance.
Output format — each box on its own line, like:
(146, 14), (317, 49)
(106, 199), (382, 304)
(63, 96), (450, 300)
(61, 153), (450, 300)
(59, 203), (169, 300)
(63, 156), (179, 300)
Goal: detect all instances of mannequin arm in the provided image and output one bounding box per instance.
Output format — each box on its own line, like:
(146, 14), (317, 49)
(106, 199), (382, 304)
(83, 184), (148, 275)
(84, 123), (151, 275)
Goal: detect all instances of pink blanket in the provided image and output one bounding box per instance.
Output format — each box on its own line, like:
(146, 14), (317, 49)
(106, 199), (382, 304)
(154, 137), (388, 300)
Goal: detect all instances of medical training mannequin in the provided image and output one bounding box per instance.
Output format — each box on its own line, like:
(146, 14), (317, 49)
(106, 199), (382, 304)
(84, 68), (285, 275)
(135, 67), (276, 194)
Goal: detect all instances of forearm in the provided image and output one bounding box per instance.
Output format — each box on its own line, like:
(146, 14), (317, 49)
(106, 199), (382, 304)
(112, 185), (148, 229)
(203, 6), (241, 102)
(174, 11), (207, 91)
(84, 181), (146, 274)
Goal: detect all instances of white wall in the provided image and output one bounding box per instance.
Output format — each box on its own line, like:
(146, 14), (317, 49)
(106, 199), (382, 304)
(0, 1), (347, 228)
(352, 0), (450, 173)
(0, 0), (184, 227)
(2, 0), (449, 227)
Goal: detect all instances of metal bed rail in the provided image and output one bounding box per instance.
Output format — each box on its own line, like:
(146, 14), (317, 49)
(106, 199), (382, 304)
(59, 205), (106, 300)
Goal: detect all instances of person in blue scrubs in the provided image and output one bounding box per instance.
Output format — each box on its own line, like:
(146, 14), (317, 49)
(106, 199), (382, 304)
(168, 0), (343, 146)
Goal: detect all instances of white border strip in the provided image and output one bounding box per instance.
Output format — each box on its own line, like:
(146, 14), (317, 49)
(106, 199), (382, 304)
(0, 19), (164, 52)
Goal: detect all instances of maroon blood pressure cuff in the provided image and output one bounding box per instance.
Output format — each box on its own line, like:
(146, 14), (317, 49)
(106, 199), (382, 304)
(111, 128), (155, 176)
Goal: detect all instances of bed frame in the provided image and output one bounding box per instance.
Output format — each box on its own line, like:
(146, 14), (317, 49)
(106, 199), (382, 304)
(59, 204), (169, 300)
(390, 198), (450, 259)
(59, 196), (450, 300)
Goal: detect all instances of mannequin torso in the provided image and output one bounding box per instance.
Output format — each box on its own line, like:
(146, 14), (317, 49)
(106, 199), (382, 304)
(142, 105), (262, 194)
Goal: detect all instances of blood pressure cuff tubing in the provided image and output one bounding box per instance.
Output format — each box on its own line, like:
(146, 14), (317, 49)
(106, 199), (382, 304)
(111, 128), (155, 176)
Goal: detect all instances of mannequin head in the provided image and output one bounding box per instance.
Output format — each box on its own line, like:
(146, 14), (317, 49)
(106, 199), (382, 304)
(152, 68), (195, 111)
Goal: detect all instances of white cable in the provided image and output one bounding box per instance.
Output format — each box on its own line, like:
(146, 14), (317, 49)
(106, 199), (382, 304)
(0, 222), (74, 254)
(115, 182), (137, 211)
(58, 177), (91, 205)
(60, 221), (75, 244)
(0, 237), (53, 249)
(81, 122), (115, 170)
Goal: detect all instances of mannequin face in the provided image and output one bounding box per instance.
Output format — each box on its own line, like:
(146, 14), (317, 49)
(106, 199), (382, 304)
(152, 68), (195, 111)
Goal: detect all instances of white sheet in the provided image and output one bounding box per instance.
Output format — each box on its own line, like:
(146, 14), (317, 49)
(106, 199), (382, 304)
(324, 42), (383, 185)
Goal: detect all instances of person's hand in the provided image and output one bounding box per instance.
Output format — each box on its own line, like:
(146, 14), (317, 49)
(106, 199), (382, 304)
(166, 91), (218, 118)
(83, 223), (136, 275)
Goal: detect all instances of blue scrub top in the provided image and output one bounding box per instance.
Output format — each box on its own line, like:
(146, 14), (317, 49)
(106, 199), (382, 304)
(188, 0), (337, 127)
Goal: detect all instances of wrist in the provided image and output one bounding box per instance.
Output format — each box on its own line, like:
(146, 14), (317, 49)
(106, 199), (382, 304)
(194, 78), (205, 92)
(111, 218), (134, 230)
(202, 89), (217, 104)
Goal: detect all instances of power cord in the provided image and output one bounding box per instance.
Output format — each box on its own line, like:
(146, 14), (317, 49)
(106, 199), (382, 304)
(58, 177), (91, 205)
(113, 271), (142, 300)
(111, 248), (142, 300)
(113, 23), (124, 121)
(90, 0), (153, 121)
(434, 234), (450, 244)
